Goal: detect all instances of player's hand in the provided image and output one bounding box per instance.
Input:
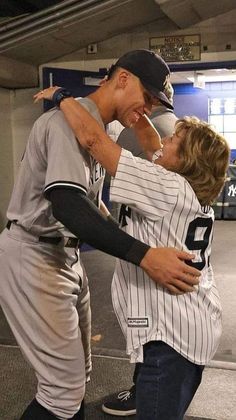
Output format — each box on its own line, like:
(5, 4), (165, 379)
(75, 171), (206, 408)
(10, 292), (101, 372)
(140, 247), (200, 295)
(33, 86), (61, 103)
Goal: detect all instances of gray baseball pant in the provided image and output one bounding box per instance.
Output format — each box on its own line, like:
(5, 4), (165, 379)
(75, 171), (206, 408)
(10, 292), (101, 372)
(0, 224), (91, 419)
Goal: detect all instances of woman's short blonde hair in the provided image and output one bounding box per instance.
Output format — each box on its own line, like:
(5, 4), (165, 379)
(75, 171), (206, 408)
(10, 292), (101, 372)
(174, 116), (230, 206)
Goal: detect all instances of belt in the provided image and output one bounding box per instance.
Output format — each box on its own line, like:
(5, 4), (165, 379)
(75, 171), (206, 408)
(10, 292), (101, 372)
(6, 221), (79, 248)
(38, 236), (79, 247)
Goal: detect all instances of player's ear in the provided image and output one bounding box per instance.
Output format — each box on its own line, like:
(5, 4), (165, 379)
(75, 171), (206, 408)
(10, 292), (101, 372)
(116, 70), (130, 89)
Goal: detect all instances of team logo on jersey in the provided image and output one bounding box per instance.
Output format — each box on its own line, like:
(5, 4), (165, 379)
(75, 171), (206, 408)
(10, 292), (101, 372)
(127, 317), (149, 328)
(228, 183), (236, 197)
(119, 205), (132, 227)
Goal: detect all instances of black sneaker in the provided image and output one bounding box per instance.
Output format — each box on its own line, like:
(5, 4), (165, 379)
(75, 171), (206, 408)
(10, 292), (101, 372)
(102, 385), (136, 416)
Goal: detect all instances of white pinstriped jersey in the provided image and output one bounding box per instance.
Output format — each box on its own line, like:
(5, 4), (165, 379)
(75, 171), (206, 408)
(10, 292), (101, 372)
(110, 149), (222, 365)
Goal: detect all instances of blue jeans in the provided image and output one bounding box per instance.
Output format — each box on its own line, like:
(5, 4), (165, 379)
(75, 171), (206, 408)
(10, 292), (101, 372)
(135, 341), (204, 420)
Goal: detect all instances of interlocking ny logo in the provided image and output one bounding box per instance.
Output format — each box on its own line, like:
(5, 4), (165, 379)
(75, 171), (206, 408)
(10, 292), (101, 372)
(228, 184), (236, 197)
(119, 205), (132, 227)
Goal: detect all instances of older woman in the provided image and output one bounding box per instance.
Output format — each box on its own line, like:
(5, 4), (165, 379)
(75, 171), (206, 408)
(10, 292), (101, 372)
(35, 87), (229, 420)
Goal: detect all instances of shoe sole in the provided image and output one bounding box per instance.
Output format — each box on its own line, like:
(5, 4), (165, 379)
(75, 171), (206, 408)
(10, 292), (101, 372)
(102, 404), (136, 416)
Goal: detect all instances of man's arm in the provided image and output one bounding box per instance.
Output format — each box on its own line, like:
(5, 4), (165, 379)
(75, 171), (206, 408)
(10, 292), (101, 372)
(49, 188), (199, 295)
(49, 188), (149, 267)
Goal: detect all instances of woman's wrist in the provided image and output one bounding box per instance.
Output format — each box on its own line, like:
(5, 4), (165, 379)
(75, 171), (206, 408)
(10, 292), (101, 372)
(52, 87), (72, 108)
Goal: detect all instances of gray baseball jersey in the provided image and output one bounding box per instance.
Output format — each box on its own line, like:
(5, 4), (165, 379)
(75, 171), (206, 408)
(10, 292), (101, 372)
(7, 97), (105, 236)
(110, 149), (222, 365)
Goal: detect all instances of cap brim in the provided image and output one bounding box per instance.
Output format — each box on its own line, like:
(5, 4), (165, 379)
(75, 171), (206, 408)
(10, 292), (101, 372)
(142, 81), (174, 110)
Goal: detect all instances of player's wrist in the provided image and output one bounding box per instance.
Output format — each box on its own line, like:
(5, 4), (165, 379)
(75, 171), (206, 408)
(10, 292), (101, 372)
(139, 247), (152, 270)
(126, 241), (150, 266)
(52, 87), (72, 108)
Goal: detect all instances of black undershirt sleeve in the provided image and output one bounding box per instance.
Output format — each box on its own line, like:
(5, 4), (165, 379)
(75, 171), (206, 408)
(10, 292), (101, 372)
(48, 187), (150, 266)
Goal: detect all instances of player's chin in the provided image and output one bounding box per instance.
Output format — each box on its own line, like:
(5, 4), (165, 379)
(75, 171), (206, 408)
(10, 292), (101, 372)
(123, 116), (138, 128)
(119, 115), (129, 127)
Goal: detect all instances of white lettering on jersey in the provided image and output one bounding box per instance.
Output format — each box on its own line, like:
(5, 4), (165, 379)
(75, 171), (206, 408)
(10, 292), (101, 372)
(88, 159), (105, 206)
(90, 161), (105, 184)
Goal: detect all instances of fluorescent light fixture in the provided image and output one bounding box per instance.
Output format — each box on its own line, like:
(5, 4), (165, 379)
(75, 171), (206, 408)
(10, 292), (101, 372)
(188, 74), (236, 83)
(83, 77), (102, 86)
(193, 72), (205, 89)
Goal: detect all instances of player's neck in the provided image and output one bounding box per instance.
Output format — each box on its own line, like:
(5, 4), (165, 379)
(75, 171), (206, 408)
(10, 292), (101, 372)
(87, 85), (117, 125)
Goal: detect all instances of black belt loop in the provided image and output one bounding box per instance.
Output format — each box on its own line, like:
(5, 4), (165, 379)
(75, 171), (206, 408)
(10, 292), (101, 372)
(6, 220), (12, 230)
(6, 220), (18, 230)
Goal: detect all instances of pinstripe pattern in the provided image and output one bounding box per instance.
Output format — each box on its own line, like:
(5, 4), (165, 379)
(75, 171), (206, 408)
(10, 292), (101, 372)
(110, 149), (222, 365)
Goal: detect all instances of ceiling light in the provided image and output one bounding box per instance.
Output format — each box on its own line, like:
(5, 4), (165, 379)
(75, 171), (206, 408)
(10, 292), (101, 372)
(193, 72), (205, 89)
(188, 74), (236, 83)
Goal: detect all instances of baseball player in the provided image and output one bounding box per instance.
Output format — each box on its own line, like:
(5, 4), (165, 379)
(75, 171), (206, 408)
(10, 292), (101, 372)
(0, 50), (200, 420)
(37, 89), (230, 420)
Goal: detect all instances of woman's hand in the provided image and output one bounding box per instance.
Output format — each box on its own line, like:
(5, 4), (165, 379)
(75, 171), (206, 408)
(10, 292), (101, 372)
(33, 86), (61, 103)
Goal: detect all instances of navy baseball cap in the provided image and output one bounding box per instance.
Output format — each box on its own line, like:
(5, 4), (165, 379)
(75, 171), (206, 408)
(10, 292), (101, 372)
(108, 49), (173, 110)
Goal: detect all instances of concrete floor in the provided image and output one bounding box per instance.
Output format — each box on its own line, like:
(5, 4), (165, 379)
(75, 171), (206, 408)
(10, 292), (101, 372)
(0, 220), (236, 419)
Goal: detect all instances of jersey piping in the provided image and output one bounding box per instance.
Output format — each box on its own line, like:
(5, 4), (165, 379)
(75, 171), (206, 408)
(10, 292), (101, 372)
(44, 181), (88, 196)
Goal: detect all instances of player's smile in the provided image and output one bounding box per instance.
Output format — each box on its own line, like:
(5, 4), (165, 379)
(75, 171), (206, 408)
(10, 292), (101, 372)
(126, 97), (152, 128)
(120, 74), (153, 128)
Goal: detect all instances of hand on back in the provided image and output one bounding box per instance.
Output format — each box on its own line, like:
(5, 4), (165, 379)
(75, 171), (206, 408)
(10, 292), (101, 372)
(140, 247), (200, 294)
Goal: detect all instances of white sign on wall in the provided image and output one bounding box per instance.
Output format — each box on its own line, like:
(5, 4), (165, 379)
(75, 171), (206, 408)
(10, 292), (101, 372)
(150, 34), (201, 62)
